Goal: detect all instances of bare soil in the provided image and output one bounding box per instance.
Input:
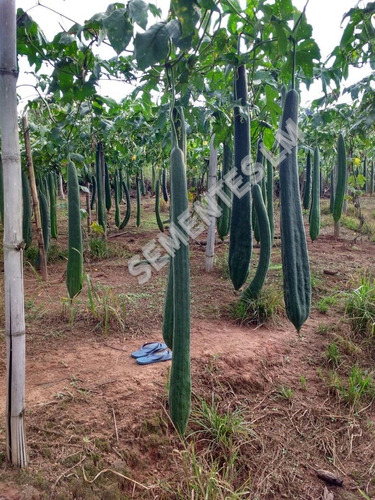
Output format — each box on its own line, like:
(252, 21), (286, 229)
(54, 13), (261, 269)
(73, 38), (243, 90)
(0, 196), (374, 500)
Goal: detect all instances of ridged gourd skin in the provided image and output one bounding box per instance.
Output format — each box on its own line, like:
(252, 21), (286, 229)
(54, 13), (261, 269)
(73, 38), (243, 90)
(229, 64), (252, 290)
(119, 181), (131, 229)
(370, 161), (374, 195)
(241, 183), (271, 301)
(155, 179), (164, 233)
(22, 171), (32, 250)
(48, 172), (58, 239)
(105, 162), (112, 212)
(309, 146), (321, 242)
(168, 146), (191, 436)
(90, 175), (96, 211)
(333, 133), (347, 223)
(266, 159), (274, 244)
(279, 89), (311, 332)
(96, 144), (106, 231)
(0, 157), (3, 225)
(66, 161), (83, 299)
(151, 166), (156, 193)
(302, 151), (311, 210)
(217, 141), (232, 241)
(136, 176), (141, 227)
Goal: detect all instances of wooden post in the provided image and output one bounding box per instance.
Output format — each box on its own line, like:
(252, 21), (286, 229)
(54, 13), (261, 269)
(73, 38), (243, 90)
(22, 115), (48, 281)
(205, 135), (217, 272)
(0, 0), (27, 466)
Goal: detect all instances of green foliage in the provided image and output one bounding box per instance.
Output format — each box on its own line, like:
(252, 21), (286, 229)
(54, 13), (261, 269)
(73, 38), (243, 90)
(345, 275), (375, 338)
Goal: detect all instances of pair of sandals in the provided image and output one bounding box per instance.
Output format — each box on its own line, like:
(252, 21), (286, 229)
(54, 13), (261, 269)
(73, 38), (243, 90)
(131, 342), (172, 365)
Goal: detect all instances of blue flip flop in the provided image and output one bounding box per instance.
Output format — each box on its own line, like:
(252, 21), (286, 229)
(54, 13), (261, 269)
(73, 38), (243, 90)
(136, 349), (172, 365)
(131, 342), (167, 359)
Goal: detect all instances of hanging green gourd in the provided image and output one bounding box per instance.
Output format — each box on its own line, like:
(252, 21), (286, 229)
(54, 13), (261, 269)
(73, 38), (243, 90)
(119, 181), (131, 230)
(332, 133), (347, 238)
(216, 141), (232, 241)
(162, 167), (168, 202)
(168, 144), (191, 436)
(155, 179), (164, 232)
(370, 161), (374, 195)
(114, 170), (121, 228)
(309, 146), (321, 242)
(363, 157), (367, 193)
(90, 175), (96, 212)
(104, 162), (111, 212)
(151, 166), (156, 193)
(329, 168), (335, 214)
(36, 190), (50, 269)
(228, 64), (252, 290)
(266, 159), (274, 245)
(136, 176), (141, 227)
(48, 172), (58, 239)
(303, 151), (311, 210)
(241, 184), (271, 301)
(22, 171), (32, 250)
(279, 89), (311, 332)
(66, 161), (83, 299)
(96, 143), (106, 232)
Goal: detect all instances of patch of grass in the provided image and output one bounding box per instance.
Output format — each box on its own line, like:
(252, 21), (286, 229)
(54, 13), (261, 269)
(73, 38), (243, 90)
(317, 295), (338, 314)
(341, 215), (360, 232)
(325, 342), (341, 367)
(277, 385), (293, 400)
(214, 252), (230, 280)
(345, 274), (375, 339)
(48, 244), (68, 262)
(316, 323), (330, 335)
(87, 237), (109, 260)
(343, 365), (374, 407)
(299, 376), (307, 391)
(230, 287), (283, 326)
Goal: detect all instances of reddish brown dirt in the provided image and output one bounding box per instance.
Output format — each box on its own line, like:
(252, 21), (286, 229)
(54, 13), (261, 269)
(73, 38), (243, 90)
(0, 197), (374, 499)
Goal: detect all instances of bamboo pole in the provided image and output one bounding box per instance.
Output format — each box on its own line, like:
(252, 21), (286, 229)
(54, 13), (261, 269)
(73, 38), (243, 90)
(0, 0), (27, 466)
(205, 135), (217, 272)
(22, 115), (48, 281)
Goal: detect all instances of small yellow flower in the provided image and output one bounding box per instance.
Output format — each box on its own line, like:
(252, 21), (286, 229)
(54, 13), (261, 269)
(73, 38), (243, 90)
(132, 155), (136, 161)
(203, 140), (208, 146)
(353, 157), (361, 166)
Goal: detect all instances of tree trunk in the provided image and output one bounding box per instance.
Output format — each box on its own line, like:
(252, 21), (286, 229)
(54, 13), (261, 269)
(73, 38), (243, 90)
(22, 115), (48, 281)
(205, 135), (217, 272)
(58, 172), (65, 200)
(0, 0), (27, 466)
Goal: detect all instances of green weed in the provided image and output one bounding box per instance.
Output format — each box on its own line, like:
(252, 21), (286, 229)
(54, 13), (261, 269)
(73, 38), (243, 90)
(276, 385), (293, 400)
(343, 365), (374, 407)
(325, 342), (341, 367)
(230, 288), (283, 326)
(317, 295), (338, 314)
(345, 275), (375, 338)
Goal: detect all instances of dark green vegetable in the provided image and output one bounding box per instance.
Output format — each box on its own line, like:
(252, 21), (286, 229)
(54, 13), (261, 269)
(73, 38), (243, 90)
(370, 161), (374, 195)
(168, 146), (191, 436)
(229, 64), (252, 290)
(119, 181), (132, 230)
(333, 133), (347, 223)
(266, 159), (274, 244)
(241, 184), (271, 301)
(90, 175), (96, 211)
(48, 172), (58, 239)
(303, 151), (311, 210)
(114, 170), (121, 228)
(329, 168), (335, 214)
(151, 166), (156, 193)
(309, 146), (320, 242)
(136, 176), (141, 227)
(66, 161), (83, 299)
(216, 141), (232, 241)
(36, 190), (50, 269)
(162, 167), (168, 202)
(105, 162), (112, 212)
(155, 179), (164, 232)
(363, 157), (367, 193)
(279, 89), (311, 332)
(22, 171), (32, 250)
(96, 143), (106, 232)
